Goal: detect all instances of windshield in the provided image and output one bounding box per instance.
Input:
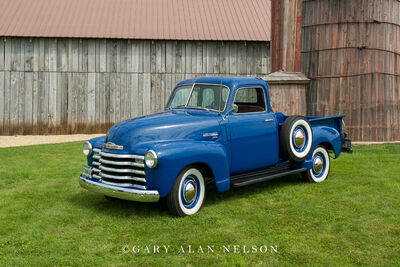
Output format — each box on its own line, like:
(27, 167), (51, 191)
(166, 84), (229, 112)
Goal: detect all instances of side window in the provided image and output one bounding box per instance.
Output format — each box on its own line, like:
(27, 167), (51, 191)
(234, 87), (266, 113)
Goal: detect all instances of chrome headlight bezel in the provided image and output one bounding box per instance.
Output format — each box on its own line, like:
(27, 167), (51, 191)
(83, 141), (92, 157)
(145, 150), (158, 168)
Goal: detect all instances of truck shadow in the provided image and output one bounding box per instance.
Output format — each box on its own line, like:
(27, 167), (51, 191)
(205, 173), (304, 205)
(68, 192), (170, 217)
(69, 173), (304, 217)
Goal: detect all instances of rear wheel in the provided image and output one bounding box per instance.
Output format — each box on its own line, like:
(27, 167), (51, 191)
(167, 167), (206, 217)
(303, 146), (330, 183)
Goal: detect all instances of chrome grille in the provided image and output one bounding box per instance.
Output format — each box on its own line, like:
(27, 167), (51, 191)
(92, 148), (146, 189)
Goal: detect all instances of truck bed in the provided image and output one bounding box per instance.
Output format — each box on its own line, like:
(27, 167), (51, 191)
(276, 113), (346, 126)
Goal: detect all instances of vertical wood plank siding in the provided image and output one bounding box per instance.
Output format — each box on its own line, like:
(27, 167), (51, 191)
(0, 38), (271, 135)
(301, 0), (400, 141)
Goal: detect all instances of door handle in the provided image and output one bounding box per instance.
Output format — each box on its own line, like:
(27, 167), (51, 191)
(265, 119), (274, 123)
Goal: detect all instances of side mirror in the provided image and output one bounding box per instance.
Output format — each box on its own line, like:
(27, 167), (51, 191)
(230, 104), (239, 114)
(222, 104), (238, 120)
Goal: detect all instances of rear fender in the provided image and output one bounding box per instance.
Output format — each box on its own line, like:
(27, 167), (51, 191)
(299, 125), (342, 169)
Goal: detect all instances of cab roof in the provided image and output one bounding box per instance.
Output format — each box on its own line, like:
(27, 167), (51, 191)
(176, 76), (269, 90)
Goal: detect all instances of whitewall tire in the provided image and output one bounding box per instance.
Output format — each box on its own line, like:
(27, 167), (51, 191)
(280, 116), (313, 162)
(167, 167), (206, 217)
(303, 146), (330, 183)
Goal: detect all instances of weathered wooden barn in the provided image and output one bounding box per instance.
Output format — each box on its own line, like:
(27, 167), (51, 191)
(0, 0), (272, 135)
(269, 0), (400, 142)
(301, 0), (400, 141)
(0, 0), (399, 141)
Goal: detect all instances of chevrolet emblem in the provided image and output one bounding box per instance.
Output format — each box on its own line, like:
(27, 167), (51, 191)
(103, 142), (123, 150)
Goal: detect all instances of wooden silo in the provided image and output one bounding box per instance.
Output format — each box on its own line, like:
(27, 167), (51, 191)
(301, 0), (400, 141)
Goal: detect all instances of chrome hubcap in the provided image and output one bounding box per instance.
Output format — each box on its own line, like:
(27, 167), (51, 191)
(294, 128), (306, 148)
(313, 155), (324, 174)
(183, 180), (197, 203)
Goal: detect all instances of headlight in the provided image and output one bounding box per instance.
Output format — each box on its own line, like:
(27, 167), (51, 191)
(145, 150), (158, 168)
(83, 141), (92, 157)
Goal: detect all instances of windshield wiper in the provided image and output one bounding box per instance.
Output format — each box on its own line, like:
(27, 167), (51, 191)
(185, 106), (211, 112)
(171, 106), (210, 112)
(190, 107), (210, 112)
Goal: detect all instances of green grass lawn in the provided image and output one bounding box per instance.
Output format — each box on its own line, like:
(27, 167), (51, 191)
(0, 143), (399, 266)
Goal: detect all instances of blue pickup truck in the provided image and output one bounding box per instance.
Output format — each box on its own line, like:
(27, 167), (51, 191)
(79, 77), (352, 216)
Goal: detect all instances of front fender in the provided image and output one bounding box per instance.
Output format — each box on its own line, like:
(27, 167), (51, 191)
(88, 136), (106, 148)
(87, 136), (106, 165)
(145, 141), (230, 198)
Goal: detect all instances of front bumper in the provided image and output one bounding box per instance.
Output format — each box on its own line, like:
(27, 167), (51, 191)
(79, 176), (160, 202)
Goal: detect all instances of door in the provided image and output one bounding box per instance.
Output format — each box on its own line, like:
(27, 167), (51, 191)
(228, 87), (279, 174)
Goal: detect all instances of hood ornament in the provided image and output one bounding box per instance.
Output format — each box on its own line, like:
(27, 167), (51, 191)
(103, 142), (123, 150)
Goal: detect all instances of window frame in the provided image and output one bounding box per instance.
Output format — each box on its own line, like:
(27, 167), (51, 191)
(166, 83), (231, 112)
(232, 86), (268, 114)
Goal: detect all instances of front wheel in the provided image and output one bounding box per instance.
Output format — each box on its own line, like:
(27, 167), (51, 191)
(167, 167), (206, 217)
(303, 146), (331, 183)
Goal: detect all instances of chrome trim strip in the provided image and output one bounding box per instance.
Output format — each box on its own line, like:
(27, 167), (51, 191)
(185, 83), (196, 107)
(100, 158), (144, 168)
(99, 165), (145, 175)
(92, 167), (100, 173)
(100, 179), (147, 190)
(203, 132), (219, 137)
(92, 161), (100, 166)
(100, 172), (146, 182)
(100, 151), (144, 160)
(93, 155), (100, 160)
(79, 176), (159, 202)
(93, 148), (101, 153)
(93, 174), (101, 179)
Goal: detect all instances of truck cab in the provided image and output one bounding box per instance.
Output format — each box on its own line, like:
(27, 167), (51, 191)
(79, 77), (352, 216)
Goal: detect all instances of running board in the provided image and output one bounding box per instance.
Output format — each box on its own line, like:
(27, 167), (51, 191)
(231, 167), (307, 187)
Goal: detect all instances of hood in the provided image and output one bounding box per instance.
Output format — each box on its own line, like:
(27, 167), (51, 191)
(104, 109), (222, 153)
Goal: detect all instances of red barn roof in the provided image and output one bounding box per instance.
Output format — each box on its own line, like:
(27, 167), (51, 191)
(0, 0), (271, 41)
